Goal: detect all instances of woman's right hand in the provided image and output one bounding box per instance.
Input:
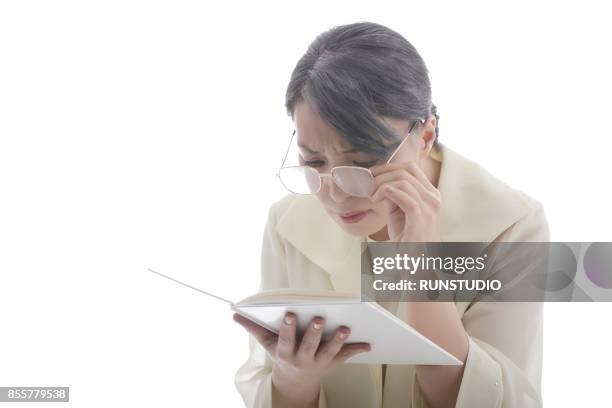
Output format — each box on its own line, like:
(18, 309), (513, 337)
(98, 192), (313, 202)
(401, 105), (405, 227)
(233, 311), (371, 406)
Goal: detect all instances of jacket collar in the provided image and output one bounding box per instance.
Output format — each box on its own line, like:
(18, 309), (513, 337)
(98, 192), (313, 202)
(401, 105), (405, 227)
(274, 143), (531, 295)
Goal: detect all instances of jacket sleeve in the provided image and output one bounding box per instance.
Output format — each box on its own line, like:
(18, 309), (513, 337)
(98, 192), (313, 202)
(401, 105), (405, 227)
(234, 203), (328, 408)
(412, 198), (549, 408)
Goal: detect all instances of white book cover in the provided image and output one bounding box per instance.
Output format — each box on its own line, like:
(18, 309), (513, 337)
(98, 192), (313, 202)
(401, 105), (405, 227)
(149, 268), (463, 365)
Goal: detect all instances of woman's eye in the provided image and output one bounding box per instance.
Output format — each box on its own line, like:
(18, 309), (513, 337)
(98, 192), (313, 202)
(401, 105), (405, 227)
(353, 159), (379, 168)
(304, 160), (326, 168)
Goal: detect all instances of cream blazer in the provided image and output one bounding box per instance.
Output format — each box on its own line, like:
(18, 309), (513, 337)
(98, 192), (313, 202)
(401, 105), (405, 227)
(235, 143), (549, 408)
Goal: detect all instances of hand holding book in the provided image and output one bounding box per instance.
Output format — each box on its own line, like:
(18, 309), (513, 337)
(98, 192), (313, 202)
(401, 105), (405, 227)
(233, 311), (370, 406)
(148, 266), (462, 405)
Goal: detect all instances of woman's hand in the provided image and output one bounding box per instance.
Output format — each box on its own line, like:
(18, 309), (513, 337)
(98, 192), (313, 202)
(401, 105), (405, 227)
(233, 312), (371, 406)
(370, 161), (442, 242)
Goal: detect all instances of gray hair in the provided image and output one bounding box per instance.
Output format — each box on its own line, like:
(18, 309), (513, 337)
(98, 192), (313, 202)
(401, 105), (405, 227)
(285, 21), (439, 158)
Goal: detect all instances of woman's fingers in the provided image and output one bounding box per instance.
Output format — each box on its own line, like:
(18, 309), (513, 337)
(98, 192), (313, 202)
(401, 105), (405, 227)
(373, 178), (423, 206)
(371, 162), (436, 192)
(296, 316), (325, 362)
(235, 312), (372, 368)
(331, 343), (372, 365)
(371, 168), (439, 206)
(401, 161), (437, 194)
(276, 312), (298, 361)
(315, 326), (351, 363)
(384, 185), (421, 217)
(232, 313), (278, 355)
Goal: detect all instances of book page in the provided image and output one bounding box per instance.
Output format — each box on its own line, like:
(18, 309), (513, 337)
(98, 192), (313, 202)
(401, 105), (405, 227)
(237, 287), (361, 306)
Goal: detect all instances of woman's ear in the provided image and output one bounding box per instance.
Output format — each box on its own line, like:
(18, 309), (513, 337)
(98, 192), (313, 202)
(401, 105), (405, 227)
(418, 115), (437, 158)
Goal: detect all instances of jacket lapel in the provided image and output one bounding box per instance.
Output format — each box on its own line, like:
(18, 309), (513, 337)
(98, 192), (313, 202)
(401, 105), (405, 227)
(274, 193), (364, 295)
(436, 145), (531, 242)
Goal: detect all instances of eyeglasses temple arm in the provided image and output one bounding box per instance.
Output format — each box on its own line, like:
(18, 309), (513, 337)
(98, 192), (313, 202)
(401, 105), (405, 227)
(385, 119), (425, 164)
(277, 130), (296, 177)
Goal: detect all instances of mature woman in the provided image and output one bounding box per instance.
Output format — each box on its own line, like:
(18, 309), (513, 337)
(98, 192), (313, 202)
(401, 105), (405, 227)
(233, 22), (548, 408)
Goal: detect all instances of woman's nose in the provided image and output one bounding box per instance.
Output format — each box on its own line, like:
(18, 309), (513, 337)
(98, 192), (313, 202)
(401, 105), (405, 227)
(325, 176), (350, 203)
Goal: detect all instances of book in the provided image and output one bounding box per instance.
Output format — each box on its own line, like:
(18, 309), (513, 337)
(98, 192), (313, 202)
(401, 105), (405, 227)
(148, 268), (463, 365)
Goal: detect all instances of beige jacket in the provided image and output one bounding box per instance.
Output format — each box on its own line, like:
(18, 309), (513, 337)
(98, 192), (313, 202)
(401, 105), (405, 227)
(235, 143), (549, 408)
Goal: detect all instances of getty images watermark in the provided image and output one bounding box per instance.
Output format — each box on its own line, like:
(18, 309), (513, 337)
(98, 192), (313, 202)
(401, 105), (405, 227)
(360, 242), (612, 302)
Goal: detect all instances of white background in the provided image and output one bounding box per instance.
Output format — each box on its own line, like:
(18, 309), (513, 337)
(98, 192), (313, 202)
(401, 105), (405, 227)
(1, 1), (611, 407)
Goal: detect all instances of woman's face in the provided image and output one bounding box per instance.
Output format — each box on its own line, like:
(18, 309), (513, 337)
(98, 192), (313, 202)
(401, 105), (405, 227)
(293, 101), (429, 238)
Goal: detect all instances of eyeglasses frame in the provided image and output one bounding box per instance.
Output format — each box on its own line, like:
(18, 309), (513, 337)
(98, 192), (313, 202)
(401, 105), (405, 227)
(276, 118), (426, 196)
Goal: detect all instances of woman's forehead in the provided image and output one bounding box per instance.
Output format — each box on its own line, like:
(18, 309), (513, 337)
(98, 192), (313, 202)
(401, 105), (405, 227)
(294, 102), (354, 153)
(293, 101), (412, 154)
(297, 126), (354, 153)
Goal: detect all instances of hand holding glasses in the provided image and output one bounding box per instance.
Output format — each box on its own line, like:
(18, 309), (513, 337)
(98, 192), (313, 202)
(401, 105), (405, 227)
(277, 119), (425, 198)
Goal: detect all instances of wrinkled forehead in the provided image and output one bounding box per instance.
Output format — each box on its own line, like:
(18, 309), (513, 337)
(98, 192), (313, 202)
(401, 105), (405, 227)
(293, 101), (354, 154)
(293, 100), (413, 156)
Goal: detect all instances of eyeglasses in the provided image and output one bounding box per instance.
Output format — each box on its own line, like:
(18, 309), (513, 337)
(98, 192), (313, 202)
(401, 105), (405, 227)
(276, 119), (425, 197)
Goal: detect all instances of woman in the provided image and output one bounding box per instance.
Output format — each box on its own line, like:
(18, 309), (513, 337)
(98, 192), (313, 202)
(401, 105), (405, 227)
(233, 22), (548, 408)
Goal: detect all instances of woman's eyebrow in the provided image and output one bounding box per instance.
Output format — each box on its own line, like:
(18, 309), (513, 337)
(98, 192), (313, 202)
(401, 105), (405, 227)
(297, 143), (358, 154)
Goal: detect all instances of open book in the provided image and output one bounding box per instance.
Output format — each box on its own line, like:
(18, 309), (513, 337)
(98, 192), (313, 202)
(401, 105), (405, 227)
(149, 268), (463, 365)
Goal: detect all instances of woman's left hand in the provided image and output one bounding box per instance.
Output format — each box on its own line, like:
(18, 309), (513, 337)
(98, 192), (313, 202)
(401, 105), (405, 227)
(370, 161), (442, 242)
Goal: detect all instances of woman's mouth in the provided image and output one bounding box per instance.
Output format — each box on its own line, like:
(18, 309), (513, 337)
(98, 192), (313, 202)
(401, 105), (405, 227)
(338, 210), (370, 224)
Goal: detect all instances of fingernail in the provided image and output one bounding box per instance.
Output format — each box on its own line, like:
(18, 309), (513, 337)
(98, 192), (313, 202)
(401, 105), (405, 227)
(284, 314), (294, 325)
(313, 321), (322, 330)
(338, 328), (350, 339)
